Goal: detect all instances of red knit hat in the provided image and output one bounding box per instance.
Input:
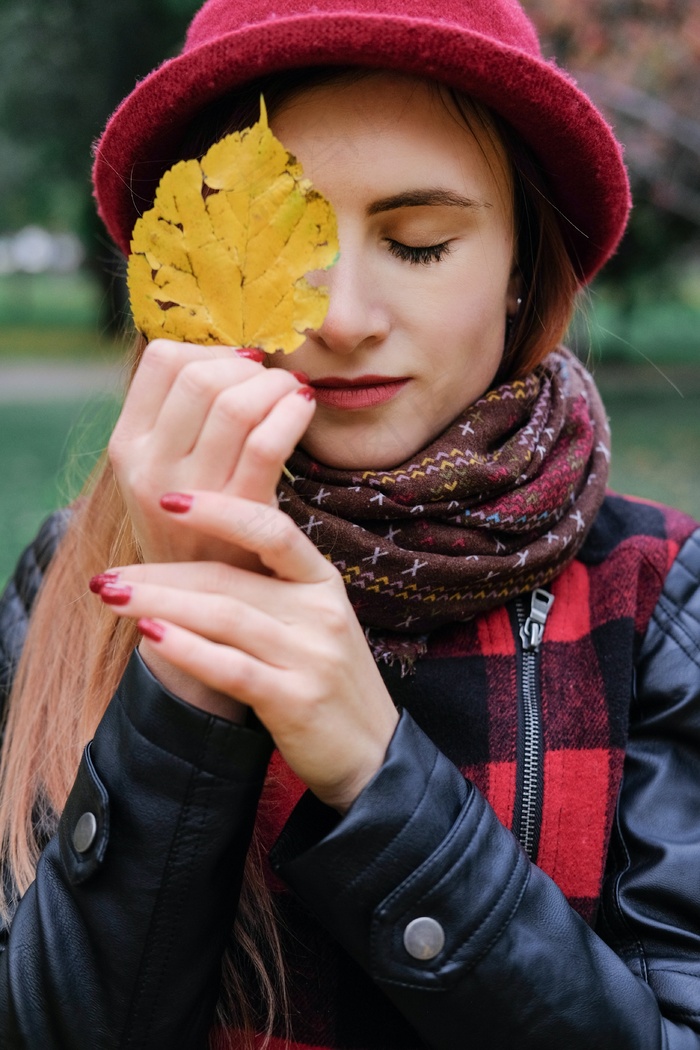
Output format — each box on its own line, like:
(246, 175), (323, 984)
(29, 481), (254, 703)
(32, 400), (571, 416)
(92, 0), (630, 283)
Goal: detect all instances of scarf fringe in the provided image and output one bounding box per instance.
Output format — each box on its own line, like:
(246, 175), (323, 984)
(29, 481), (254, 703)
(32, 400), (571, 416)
(364, 628), (428, 677)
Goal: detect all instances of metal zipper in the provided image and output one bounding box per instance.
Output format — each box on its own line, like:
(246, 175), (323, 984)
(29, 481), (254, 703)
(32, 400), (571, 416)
(512, 588), (555, 861)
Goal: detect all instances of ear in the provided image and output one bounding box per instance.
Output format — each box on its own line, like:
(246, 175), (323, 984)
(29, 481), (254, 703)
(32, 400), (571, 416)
(506, 270), (523, 316)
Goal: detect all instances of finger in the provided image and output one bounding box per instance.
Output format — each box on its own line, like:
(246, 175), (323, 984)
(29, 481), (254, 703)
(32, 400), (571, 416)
(92, 561), (239, 591)
(135, 617), (282, 709)
(97, 580), (292, 665)
(149, 355), (279, 463)
(91, 561), (296, 616)
(227, 385), (316, 501)
(114, 340), (238, 440)
(159, 492), (333, 584)
(187, 369), (306, 485)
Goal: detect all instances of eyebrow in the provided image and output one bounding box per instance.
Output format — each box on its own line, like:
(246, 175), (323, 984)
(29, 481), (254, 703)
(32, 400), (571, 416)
(367, 189), (489, 215)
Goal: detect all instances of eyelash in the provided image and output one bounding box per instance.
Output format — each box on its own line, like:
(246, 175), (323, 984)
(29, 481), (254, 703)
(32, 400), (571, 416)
(385, 240), (453, 266)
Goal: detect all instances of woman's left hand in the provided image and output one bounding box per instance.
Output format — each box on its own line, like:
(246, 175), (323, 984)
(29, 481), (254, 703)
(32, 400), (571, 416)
(95, 490), (399, 813)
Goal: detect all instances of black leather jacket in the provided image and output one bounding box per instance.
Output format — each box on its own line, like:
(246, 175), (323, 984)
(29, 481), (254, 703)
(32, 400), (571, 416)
(0, 511), (699, 1048)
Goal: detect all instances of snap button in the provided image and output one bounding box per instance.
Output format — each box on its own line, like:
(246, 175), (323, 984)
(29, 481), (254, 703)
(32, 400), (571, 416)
(72, 812), (98, 854)
(403, 916), (445, 960)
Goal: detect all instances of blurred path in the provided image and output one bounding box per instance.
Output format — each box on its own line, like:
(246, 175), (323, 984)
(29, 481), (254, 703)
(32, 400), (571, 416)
(0, 360), (124, 402)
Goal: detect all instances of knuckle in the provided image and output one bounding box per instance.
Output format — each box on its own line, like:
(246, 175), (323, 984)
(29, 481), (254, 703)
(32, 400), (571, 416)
(203, 561), (235, 593)
(178, 362), (220, 401)
(113, 459), (155, 505)
(242, 432), (279, 469)
(325, 611), (350, 640)
(212, 387), (253, 428)
(214, 595), (241, 631)
(107, 430), (125, 465)
(269, 368), (300, 394)
(224, 656), (255, 696)
(267, 513), (298, 552)
(314, 595), (349, 636)
(108, 432), (146, 478)
(326, 565), (347, 589)
(142, 339), (177, 369)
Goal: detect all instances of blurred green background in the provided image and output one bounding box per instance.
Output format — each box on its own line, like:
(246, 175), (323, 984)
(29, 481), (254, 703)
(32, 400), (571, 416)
(1, 0), (699, 588)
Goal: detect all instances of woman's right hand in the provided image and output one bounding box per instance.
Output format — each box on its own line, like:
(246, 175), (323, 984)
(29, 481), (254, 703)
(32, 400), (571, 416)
(106, 339), (315, 714)
(108, 339), (315, 570)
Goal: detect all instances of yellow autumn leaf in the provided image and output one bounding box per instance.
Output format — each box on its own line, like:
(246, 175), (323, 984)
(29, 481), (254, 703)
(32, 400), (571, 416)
(127, 99), (338, 354)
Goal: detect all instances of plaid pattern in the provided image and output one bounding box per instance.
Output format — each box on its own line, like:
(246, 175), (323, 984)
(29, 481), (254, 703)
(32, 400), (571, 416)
(225, 495), (697, 1049)
(1, 501), (696, 1049)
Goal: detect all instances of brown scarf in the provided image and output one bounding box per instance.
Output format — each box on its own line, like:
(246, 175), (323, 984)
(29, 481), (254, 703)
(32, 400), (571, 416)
(278, 348), (609, 653)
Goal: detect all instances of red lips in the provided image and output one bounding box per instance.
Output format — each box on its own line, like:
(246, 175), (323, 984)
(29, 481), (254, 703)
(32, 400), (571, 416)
(310, 375), (409, 409)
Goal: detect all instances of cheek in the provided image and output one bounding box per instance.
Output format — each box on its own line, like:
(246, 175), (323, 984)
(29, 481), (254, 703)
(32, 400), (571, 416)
(419, 275), (508, 357)
(417, 273), (509, 412)
(401, 245), (512, 339)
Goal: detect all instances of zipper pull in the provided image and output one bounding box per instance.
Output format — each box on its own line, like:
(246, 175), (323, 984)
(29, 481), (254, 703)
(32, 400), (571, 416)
(520, 588), (555, 652)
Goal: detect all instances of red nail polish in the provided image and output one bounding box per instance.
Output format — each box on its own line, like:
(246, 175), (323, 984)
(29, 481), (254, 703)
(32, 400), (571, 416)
(160, 492), (193, 513)
(291, 370), (310, 384)
(89, 571), (119, 594)
(137, 618), (166, 642)
(235, 347), (266, 362)
(100, 583), (132, 606)
(296, 385), (316, 401)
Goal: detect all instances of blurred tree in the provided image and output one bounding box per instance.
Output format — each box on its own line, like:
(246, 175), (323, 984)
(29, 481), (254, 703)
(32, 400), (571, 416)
(0, 0), (200, 329)
(527, 0), (700, 310)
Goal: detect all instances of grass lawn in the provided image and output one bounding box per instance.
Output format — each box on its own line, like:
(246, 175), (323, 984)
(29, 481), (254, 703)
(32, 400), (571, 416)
(1, 363), (699, 591)
(0, 325), (126, 359)
(596, 366), (700, 519)
(0, 397), (119, 588)
(0, 273), (101, 329)
(575, 297), (700, 366)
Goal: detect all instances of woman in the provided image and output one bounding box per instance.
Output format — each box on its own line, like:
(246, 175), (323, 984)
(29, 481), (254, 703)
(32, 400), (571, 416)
(1, 0), (699, 1046)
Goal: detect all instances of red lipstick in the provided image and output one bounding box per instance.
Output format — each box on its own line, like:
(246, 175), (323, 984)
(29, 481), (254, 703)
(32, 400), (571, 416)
(310, 374), (409, 410)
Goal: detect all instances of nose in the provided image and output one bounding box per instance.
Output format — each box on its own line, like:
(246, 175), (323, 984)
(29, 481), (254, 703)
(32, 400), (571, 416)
(307, 237), (390, 355)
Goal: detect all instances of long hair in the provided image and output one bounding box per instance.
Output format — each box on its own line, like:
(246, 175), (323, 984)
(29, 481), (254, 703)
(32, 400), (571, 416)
(0, 67), (579, 1046)
(0, 339), (286, 1045)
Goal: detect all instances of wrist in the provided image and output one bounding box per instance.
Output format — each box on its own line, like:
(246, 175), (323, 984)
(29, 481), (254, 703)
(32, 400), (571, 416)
(138, 640), (248, 723)
(321, 711), (400, 815)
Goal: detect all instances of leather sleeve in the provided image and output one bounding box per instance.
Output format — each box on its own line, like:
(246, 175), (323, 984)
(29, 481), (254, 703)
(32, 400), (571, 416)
(596, 528), (700, 1028)
(0, 511), (70, 711)
(0, 651), (273, 1050)
(271, 530), (700, 1049)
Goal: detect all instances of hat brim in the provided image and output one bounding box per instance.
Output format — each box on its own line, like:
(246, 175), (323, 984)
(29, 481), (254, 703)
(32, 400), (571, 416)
(92, 12), (630, 282)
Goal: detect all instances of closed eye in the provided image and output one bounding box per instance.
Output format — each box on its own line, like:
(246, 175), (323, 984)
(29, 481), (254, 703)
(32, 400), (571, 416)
(385, 240), (453, 265)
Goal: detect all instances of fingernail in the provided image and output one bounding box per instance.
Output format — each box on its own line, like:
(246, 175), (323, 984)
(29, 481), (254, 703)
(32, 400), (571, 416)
(235, 347), (265, 362)
(100, 583), (133, 606)
(137, 618), (166, 642)
(296, 385), (316, 401)
(160, 492), (193, 513)
(89, 571), (119, 594)
(291, 370), (310, 384)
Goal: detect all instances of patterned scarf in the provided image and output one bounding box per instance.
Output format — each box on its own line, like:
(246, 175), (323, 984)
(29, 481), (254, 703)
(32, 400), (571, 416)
(278, 348), (609, 655)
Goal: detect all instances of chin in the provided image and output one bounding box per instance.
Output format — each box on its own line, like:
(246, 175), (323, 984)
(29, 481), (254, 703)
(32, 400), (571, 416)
(301, 434), (426, 472)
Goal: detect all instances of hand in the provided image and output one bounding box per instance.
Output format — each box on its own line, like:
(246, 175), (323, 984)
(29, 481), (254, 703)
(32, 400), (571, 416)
(93, 491), (399, 813)
(108, 339), (314, 568)
(106, 339), (315, 708)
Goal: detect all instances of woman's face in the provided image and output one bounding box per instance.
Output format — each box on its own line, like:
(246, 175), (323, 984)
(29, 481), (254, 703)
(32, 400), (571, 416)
(269, 73), (520, 470)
